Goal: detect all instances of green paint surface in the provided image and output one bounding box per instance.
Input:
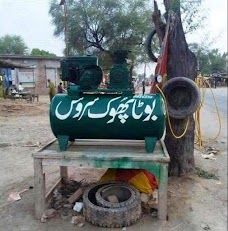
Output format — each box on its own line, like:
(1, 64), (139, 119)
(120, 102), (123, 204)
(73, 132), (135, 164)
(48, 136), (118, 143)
(92, 156), (160, 179)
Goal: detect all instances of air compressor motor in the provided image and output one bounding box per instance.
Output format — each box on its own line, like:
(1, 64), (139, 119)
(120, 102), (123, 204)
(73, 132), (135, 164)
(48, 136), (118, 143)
(60, 49), (133, 93)
(50, 49), (166, 153)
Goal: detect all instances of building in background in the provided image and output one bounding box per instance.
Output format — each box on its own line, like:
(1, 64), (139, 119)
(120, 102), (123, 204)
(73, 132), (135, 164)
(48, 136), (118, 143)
(0, 55), (63, 94)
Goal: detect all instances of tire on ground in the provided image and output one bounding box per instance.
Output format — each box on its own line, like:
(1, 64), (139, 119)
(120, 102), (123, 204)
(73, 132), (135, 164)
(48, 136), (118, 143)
(95, 183), (140, 208)
(83, 183), (142, 228)
(162, 77), (201, 119)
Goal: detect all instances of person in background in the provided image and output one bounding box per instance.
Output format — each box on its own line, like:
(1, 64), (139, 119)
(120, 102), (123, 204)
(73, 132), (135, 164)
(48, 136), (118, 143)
(0, 74), (2, 98)
(57, 82), (66, 93)
(142, 79), (145, 94)
(18, 82), (24, 92)
(134, 79), (139, 92)
(47, 79), (56, 102)
(2, 72), (9, 99)
(11, 87), (18, 94)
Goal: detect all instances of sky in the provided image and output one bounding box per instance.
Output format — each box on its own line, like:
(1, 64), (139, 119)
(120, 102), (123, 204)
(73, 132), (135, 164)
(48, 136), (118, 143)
(0, 0), (227, 59)
(0, 0), (65, 56)
(186, 0), (227, 53)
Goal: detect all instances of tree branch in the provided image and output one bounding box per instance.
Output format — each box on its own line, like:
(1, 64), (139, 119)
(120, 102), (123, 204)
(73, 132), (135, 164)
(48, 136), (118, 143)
(152, 0), (166, 46)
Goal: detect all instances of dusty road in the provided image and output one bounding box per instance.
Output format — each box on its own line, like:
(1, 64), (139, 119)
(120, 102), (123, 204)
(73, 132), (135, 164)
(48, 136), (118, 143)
(0, 90), (227, 231)
(204, 88), (227, 114)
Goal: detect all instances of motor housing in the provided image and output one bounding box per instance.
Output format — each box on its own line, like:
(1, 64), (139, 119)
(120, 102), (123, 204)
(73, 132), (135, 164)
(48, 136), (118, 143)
(61, 56), (103, 90)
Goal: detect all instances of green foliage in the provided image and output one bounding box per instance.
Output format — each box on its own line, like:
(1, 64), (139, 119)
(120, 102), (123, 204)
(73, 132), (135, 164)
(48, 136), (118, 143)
(189, 43), (227, 75)
(180, 0), (206, 34)
(161, 0), (206, 34)
(49, 0), (152, 69)
(0, 35), (28, 55)
(30, 48), (56, 57)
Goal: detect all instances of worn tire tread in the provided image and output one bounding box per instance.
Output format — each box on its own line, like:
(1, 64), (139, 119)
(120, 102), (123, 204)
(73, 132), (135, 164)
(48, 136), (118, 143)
(83, 183), (141, 228)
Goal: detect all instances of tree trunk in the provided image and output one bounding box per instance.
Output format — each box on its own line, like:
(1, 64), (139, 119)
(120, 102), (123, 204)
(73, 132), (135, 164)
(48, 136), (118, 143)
(153, 0), (197, 176)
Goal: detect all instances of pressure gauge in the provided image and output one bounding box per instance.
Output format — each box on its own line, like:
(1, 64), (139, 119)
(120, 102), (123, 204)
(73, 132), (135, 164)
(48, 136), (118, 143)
(156, 75), (163, 83)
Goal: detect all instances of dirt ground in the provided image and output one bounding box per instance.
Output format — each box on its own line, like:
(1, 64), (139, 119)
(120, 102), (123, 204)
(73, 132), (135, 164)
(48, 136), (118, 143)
(0, 90), (227, 231)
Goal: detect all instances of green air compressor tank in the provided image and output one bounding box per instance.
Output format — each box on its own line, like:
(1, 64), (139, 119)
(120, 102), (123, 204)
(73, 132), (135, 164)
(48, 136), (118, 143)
(49, 93), (166, 152)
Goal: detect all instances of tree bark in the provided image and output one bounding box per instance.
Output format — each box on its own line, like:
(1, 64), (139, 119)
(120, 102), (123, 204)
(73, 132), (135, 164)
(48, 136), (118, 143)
(152, 0), (197, 176)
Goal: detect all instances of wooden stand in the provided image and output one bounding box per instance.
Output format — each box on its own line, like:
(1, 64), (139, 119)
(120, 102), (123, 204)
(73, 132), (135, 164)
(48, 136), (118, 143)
(33, 139), (170, 220)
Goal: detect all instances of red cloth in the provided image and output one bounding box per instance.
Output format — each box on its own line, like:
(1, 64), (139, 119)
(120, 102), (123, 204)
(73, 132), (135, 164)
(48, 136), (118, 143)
(150, 24), (169, 93)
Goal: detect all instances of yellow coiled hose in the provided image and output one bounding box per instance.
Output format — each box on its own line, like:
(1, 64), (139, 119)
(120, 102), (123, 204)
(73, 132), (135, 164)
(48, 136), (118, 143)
(155, 77), (221, 148)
